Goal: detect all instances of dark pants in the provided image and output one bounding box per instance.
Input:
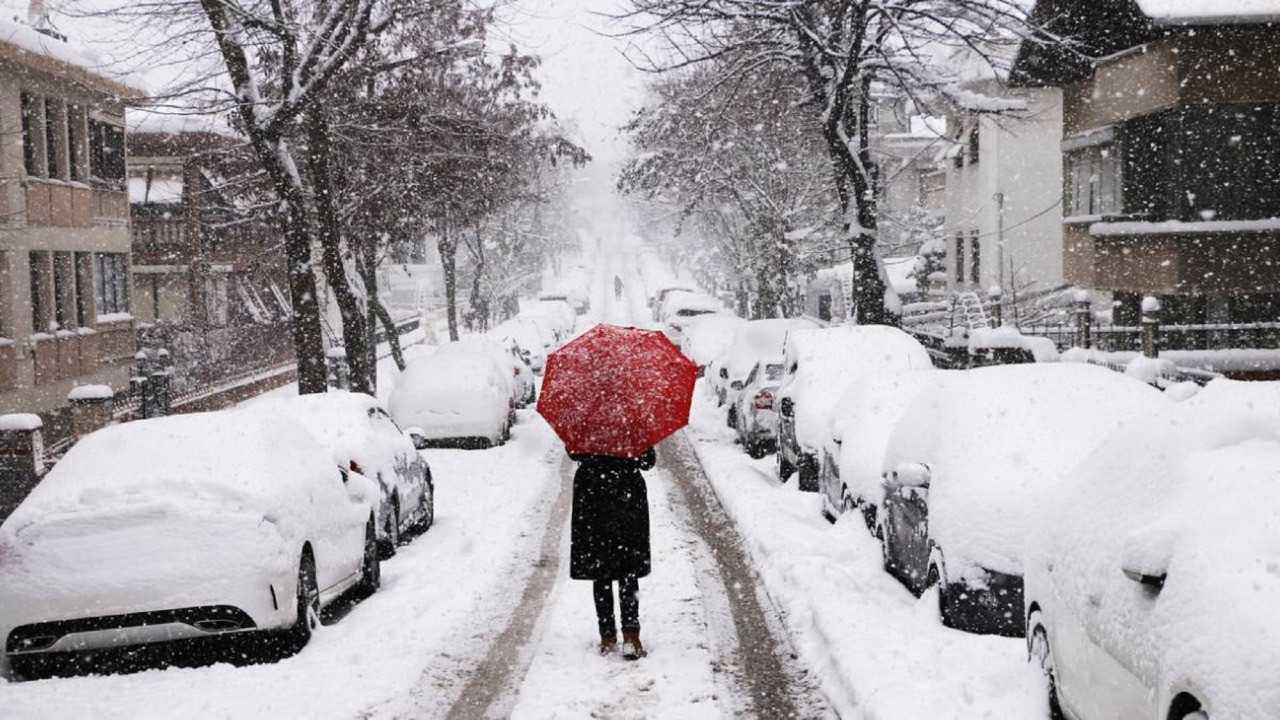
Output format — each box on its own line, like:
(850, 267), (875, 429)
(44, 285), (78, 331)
(593, 577), (639, 636)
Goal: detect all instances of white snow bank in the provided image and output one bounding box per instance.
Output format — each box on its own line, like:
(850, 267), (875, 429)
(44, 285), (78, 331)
(66, 384), (114, 401)
(1136, 0), (1280, 24)
(1028, 378), (1280, 718)
(969, 326), (1060, 362)
(0, 414), (42, 431)
(883, 363), (1168, 579)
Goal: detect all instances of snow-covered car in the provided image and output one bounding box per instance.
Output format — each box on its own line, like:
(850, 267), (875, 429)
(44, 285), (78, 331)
(532, 297), (577, 340)
(388, 353), (513, 448)
(714, 318), (821, 408)
(678, 314), (745, 376)
(492, 317), (549, 374)
(660, 292), (727, 345)
(728, 359), (787, 458)
(541, 285), (589, 315)
(248, 391), (434, 557)
(878, 363), (1168, 637)
(438, 336), (534, 409)
(776, 325), (931, 492)
(0, 412), (381, 679)
(519, 314), (561, 355)
(649, 285), (693, 321)
(1025, 379), (1280, 720)
(818, 368), (940, 529)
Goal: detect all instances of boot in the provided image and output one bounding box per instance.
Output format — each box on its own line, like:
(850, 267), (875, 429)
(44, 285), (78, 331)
(599, 631), (618, 656)
(621, 630), (646, 660)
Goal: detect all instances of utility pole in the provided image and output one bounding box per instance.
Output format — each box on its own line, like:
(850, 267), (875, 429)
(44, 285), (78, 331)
(993, 191), (1006, 293)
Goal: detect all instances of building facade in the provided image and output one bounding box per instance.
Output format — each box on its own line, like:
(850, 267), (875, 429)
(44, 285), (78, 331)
(0, 16), (143, 432)
(127, 129), (295, 394)
(944, 85), (1066, 299)
(1014, 0), (1280, 325)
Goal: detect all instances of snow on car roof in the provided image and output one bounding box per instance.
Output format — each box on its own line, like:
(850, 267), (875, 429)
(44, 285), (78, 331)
(883, 363), (1169, 578)
(725, 318), (820, 378)
(783, 326), (933, 449)
(245, 391), (409, 480)
(679, 315), (745, 366)
(1032, 378), (1280, 718)
(3, 412), (339, 527)
(663, 290), (722, 314)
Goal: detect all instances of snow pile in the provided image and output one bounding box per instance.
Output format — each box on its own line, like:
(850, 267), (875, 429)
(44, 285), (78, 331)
(1124, 355), (1174, 384)
(968, 326), (1059, 362)
(1028, 379), (1280, 718)
(832, 369), (944, 509)
(882, 363), (1168, 580)
(678, 314), (745, 367)
(0, 414), (42, 432)
(1136, 0), (1280, 25)
(783, 325), (932, 451)
(66, 384), (114, 401)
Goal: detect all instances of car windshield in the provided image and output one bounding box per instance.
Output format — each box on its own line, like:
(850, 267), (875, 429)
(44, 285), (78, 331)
(6, 4), (1271, 717)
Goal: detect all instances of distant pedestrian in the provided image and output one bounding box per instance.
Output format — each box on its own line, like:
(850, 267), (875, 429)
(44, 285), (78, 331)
(568, 447), (656, 660)
(614, 275), (624, 299)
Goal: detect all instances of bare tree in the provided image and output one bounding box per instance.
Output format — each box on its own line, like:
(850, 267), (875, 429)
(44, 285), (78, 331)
(614, 0), (1033, 324)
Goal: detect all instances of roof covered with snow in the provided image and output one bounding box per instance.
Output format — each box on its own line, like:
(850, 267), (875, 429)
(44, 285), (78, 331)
(0, 15), (145, 97)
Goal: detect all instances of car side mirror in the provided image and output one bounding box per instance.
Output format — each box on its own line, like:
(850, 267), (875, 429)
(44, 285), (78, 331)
(883, 462), (930, 490)
(406, 427), (429, 450)
(1120, 528), (1172, 591)
(731, 381), (744, 391)
(779, 397), (795, 418)
(1122, 567), (1167, 590)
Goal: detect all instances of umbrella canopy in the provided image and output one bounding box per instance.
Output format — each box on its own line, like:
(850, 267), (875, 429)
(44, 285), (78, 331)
(538, 324), (698, 458)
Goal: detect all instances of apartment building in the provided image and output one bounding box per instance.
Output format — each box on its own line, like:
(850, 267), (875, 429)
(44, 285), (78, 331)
(0, 13), (144, 428)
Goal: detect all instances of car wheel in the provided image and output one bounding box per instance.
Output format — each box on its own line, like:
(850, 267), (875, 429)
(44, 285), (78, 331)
(380, 499), (400, 560)
(745, 439), (767, 459)
(357, 516), (381, 596)
(286, 551), (320, 653)
(841, 488), (857, 515)
(777, 451), (795, 482)
(417, 481), (435, 533)
(1029, 620), (1065, 720)
(797, 455), (820, 492)
(926, 562), (955, 627)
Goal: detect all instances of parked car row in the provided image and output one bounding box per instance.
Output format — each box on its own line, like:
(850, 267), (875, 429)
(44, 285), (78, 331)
(684, 303), (1279, 718)
(0, 391), (436, 679)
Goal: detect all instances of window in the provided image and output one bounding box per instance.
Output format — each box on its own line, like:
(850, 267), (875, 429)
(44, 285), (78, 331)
(817, 293), (832, 322)
(968, 128), (980, 165)
(204, 275), (229, 327)
(20, 93), (40, 177)
(29, 252), (47, 332)
(67, 105), (84, 182)
(52, 252), (73, 329)
(94, 253), (130, 317)
(89, 119), (126, 183)
(1178, 104), (1280, 221)
(969, 232), (981, 285)
(44, 98), (59, 179)
(1065, 144), (1122, 217)
(954, 234), (965, 283)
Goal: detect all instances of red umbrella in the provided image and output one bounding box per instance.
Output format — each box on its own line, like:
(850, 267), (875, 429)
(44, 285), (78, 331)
(538, 324), (698, 458)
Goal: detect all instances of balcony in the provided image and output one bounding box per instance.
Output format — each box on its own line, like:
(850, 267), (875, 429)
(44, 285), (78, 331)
(24, 179), (128, 228)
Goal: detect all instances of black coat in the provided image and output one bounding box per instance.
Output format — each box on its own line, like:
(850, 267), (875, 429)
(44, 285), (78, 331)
(569, 449), (656, 581)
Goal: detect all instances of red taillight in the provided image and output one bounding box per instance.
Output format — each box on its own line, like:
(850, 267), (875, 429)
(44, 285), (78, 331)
(350, 460), (364, 475)
(754, 391), (774, 410)
(513, 366), (520, 377)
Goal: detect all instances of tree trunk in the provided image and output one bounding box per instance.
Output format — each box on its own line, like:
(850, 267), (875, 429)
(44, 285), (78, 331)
(847, 81), (893, 327)
(306, 107), (374, 395)
(439, 221), (460, 341)
(372, 297), (407, 371)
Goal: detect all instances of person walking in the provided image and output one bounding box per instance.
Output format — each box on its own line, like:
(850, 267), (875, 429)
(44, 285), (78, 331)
(613, 275), (624, 299)
(568, 447), (657, 660)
